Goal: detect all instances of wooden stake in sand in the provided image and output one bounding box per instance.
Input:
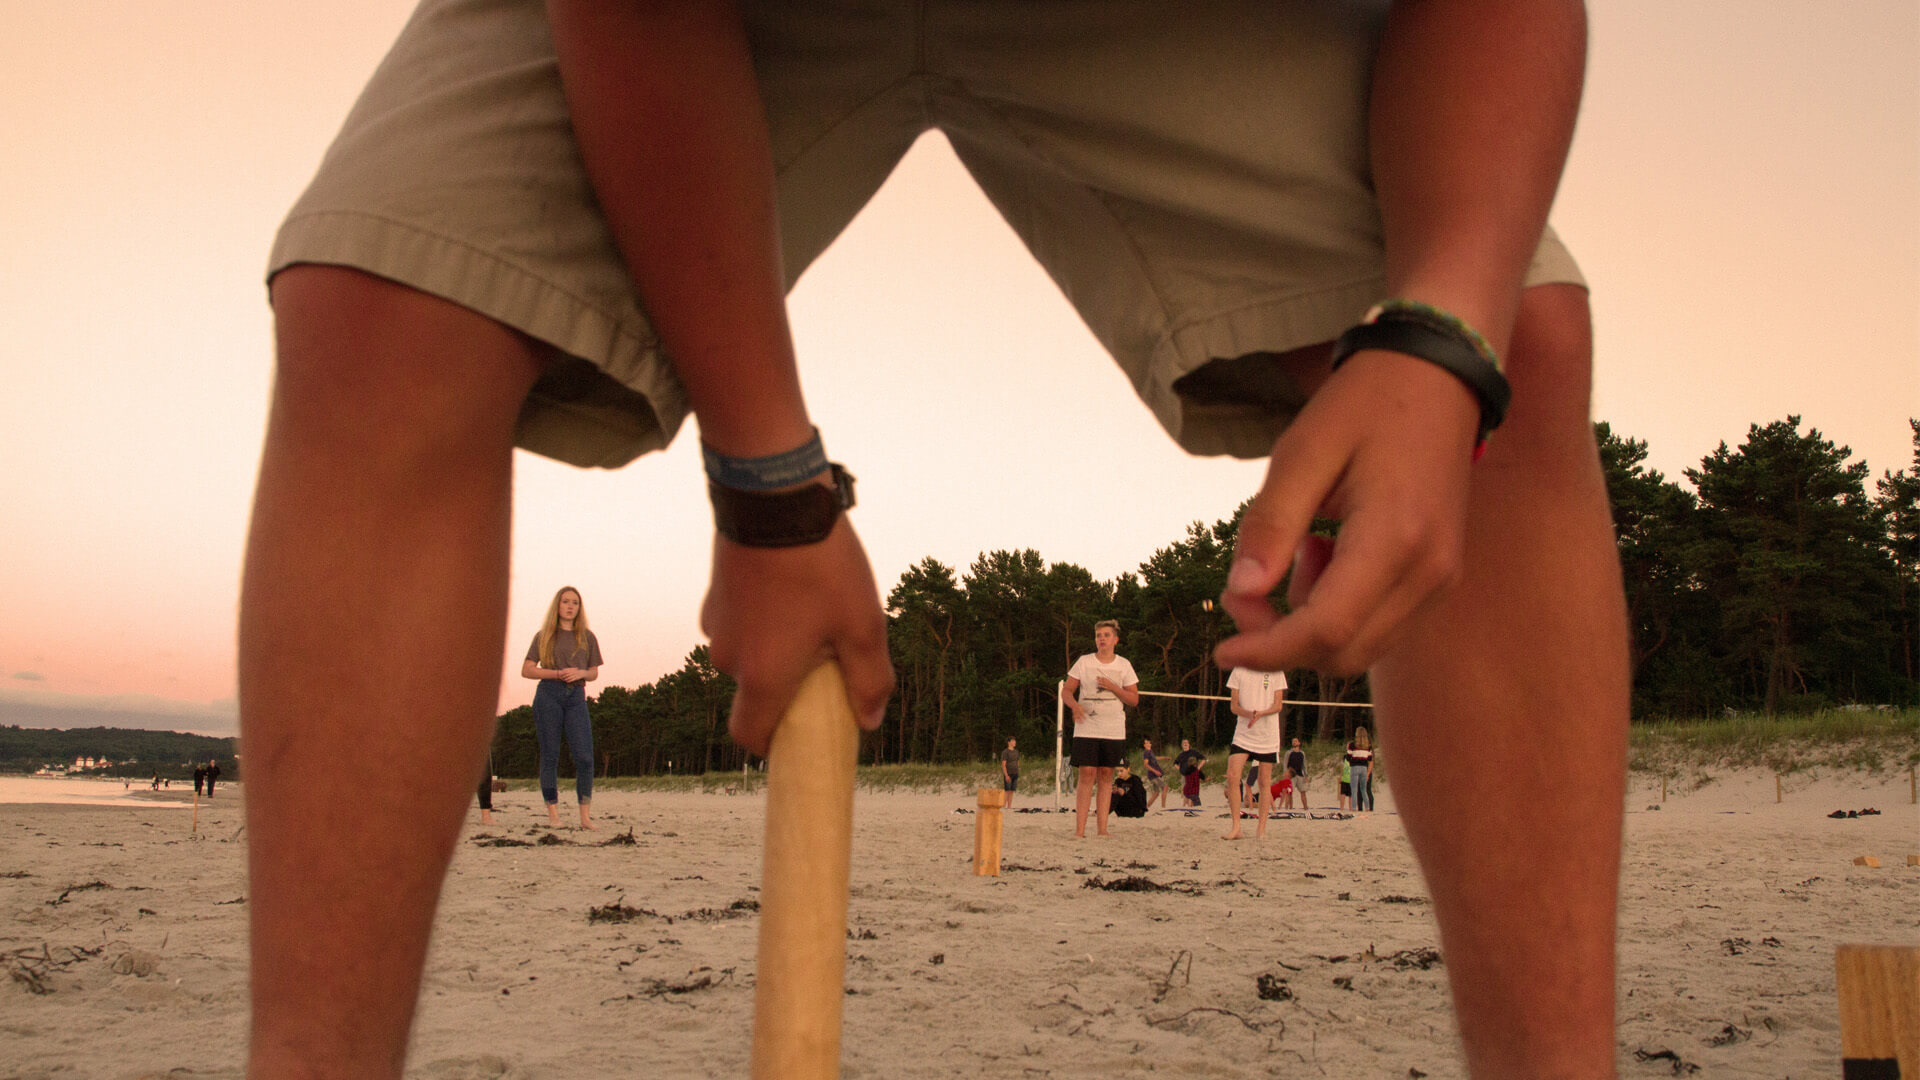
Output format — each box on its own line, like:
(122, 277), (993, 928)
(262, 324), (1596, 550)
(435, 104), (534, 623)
(1776, 774), (1782, 804)
(1835, 944), (1919, 1078)
(191, 790), (199, 836)
(752, 663), (859, 1080)
(1660, 776), (1667, 804)
(973, 788), (1004, 876)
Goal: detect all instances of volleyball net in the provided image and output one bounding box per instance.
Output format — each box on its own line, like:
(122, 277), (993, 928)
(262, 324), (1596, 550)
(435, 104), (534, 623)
(1049, 682), (1372, 811)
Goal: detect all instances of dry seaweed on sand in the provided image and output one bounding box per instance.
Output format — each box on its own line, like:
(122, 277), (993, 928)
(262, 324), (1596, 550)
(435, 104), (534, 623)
(44, 880), (112, 906)
(5, 942), (104, 994)
(1082, 875), (1206, 896)
(472, 835), (534, 848)
(602, 967), (736, 1003)
(1632, 1048), (1700, 1075)
(1382, 947), (1444, 970)
(676, 898), (759, 923)
(1255, 972), (1294, 1001)
(536, 833), (570, 846)
(587, 897), (662, 924)
(598, 827), (638, 846)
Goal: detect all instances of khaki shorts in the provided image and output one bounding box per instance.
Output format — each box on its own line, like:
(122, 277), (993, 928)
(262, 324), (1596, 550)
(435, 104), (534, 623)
(270, 0), (1583, 469)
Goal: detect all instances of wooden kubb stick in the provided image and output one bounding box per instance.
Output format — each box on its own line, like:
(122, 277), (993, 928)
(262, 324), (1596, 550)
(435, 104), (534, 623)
(752, 663), (860, 1080)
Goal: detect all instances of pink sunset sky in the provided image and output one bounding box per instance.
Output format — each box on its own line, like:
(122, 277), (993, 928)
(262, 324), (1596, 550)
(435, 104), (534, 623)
(2, 1), (1915, 736)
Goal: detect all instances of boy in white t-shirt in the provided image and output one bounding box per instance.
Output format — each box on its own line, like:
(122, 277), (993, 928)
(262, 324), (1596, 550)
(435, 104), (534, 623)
(1222, 667), (1287, 840)
(1061, 620), (1140, 838)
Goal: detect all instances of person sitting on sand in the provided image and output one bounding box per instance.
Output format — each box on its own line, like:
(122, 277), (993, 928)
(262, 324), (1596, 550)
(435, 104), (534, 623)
(1222, 667), (1286, 839)
(1109, 763), (1149, 818)
(1062, 620), (1140, 838)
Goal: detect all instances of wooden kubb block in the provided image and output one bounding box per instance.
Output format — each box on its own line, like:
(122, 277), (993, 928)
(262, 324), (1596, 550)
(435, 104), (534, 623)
(973, 788), (1004, 877)
(1835, 944), (1920, 1079)
(1853, 856), (1881, 868)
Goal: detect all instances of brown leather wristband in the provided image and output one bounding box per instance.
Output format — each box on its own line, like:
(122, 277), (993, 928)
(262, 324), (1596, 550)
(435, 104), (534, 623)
(708, 463), (856, 547)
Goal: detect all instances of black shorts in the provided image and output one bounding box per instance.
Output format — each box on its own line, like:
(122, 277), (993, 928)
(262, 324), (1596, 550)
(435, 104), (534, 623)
(1231, 745), (1278, 764)
(1340, 780), (1352, 795)
(1002, 773), (1019, 791)
(1070, 737), (1127, 769)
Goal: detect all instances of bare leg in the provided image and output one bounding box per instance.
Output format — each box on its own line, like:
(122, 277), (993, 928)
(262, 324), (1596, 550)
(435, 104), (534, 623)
(1073, 765), (1095, 837)
(1221, 753), (1246, 839)
(1092, 766), (1115, 835)
(243, 267), (544, 1080)
(1254, 762), (1273, 838)
(1370, 285), (1625, 1078)
(578, 800), (595, 830)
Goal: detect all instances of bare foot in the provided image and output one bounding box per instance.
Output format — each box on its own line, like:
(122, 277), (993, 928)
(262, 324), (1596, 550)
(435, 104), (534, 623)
(479, 810), (495, 825)
(579, 819), (597, 831)
(546, 805), (561, 828)
(1222, 830), (1242, 840)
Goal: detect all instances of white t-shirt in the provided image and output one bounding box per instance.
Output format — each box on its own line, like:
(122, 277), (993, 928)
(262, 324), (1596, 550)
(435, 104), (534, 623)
(1066, 653), (1138, 741)
(1227, 667), (1287, 755)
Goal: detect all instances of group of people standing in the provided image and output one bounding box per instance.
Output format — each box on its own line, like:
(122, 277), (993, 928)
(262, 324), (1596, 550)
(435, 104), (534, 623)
(1054, 620), (1376, 838)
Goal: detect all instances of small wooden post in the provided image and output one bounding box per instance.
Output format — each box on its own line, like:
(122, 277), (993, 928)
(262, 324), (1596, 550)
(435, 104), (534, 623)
(190, 790), (199, 836)
(1776, 774), (1782, 804)
(751, 663), (859, 1080)
(1660, 776), (1667, 804)
(1836, 945), (1919, 1078)
(1909, 764), (1915, 805)
(974, 788), (1004, 877)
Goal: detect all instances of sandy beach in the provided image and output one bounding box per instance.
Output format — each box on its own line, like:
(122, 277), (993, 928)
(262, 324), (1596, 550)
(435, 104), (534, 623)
(3, 768), (1914, 1079)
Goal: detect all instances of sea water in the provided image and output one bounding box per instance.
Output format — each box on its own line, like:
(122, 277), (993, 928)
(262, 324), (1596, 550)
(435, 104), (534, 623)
(0, 776), (194, 808)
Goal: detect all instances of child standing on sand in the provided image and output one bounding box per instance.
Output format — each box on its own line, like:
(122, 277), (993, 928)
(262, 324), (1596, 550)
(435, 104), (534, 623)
(1222, 667), (1286, 840)
(1062, 620), (1140, 838)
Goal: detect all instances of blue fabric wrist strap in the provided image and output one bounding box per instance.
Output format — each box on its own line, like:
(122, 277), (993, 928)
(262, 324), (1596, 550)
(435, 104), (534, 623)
(702, 427), (829, 491)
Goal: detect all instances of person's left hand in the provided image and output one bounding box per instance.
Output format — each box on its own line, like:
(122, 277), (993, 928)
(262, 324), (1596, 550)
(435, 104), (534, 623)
(1215, 350), (1477, 674)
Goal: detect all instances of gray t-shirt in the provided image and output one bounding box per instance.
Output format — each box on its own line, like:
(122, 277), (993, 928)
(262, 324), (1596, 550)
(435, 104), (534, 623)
(999, 747), (1020, 776)
(527, 628), (602, 669)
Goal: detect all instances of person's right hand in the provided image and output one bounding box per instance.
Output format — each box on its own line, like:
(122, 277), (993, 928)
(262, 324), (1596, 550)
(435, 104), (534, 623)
(703, 520), (894, 757)
(559, 667), (585, 683)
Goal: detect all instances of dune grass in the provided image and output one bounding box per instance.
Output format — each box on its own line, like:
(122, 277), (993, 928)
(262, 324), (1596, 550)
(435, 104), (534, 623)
(1628, 708), (1920, 779)
(499, 709), (1918, 797)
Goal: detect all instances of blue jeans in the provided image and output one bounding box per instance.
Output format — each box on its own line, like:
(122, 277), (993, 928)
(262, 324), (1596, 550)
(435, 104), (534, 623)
(533, 679), (594, 805)
(1350, 765), (1372, 811)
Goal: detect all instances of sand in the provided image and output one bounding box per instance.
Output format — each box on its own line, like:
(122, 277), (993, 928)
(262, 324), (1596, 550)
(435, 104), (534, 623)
(3, 768), (1914, 1079)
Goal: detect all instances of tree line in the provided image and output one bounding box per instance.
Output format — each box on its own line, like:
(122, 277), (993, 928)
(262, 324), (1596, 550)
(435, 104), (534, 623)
(0, 725), (239, 779)
(491, 416), (1919, 779)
